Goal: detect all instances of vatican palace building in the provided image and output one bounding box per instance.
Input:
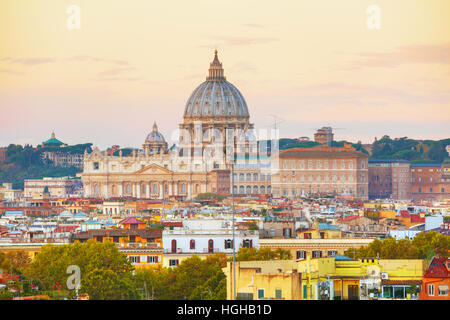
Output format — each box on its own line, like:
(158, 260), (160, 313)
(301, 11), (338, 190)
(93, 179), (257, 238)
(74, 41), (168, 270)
(81, 51), (369, 201)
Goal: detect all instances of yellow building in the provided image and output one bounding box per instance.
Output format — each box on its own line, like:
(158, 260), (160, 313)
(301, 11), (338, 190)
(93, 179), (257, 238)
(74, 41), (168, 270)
(296, 220), (343, 240)
(224, 260), (301, 300)
(224, 256), (425, 300)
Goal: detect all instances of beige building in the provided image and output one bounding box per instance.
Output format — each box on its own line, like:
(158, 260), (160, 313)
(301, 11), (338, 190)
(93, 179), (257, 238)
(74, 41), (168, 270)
(259, 238), (374, 260)
(24, 177), (80, 198)
(81, 51), (263, 200)
(271, 144), (369, 200)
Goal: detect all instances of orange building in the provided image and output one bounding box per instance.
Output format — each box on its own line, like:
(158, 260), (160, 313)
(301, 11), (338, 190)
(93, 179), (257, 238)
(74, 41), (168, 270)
(72, 217), (163, 269)
(419, 257), (450, 300)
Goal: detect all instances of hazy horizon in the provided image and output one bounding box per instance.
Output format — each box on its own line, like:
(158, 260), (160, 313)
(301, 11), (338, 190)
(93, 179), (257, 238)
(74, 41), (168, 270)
(1, 0), (449, 150)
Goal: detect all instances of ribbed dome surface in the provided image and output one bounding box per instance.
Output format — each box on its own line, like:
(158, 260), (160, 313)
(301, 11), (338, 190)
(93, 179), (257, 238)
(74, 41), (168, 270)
(183, 50), (249, 119)
(184, 80), (249, 118)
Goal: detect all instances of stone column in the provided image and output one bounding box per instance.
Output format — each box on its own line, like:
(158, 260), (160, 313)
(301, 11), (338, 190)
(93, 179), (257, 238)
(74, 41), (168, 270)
(132, 183), (136, 197)
(146, 182), (150, 198)
(169, 183), (173, 196)
(119, 183), (123, 197)
(159, 183), (164, 200)
(137, 183), (141, 199)
(187, 182), (191, 199)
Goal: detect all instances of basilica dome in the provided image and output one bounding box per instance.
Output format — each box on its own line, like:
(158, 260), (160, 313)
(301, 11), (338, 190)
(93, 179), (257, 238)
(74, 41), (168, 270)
(183, 51), (249, 120)
(146, 122), (165, 143)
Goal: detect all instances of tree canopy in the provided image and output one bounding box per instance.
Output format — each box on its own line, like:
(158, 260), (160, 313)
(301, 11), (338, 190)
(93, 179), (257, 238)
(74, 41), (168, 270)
(344, 231), (449, 259)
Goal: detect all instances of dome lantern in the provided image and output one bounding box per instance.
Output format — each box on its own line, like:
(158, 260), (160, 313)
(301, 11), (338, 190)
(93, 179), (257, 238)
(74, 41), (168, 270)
(206, 50), (226, 81)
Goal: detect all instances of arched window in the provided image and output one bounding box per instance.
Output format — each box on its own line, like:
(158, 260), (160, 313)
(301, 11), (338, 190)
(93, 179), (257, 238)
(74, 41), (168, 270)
(153, 184), (158, 194)
(246, 186), (251, 194)
(239, 173), (244, 181)
(171, 239), (177, 253)
(233, 185), (237, 194)
(246, 173), (251, 181)
(260, 185), (266, 194)
(126, 184), (131, 195)
(253, 173), (258, 181)
(208, 239), (214, 253)
(253, 186), (258, 194)
(181, 184), (186, 194)
(94, 184), (99, 196)
(239, 186), (244, 194)
(267, 186), (271, 194)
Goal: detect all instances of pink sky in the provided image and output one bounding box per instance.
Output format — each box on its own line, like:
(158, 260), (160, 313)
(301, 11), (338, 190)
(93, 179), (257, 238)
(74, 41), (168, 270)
(0, 0), (449, 149)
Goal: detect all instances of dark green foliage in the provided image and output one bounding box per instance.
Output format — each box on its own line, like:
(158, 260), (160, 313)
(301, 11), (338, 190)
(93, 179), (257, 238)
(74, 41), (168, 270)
(133, 254), (227, 300)
(0, 143), (87, 189)
(194, 193), (225, 201)
(344, 231), (449, 259)
(371, 136), (449, 162)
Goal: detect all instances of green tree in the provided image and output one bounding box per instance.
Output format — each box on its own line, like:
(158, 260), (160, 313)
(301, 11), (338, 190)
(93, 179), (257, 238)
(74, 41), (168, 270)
(344, 232), (449, 259)
(80, 269), (139, 300)
(25, 240), (133, 294)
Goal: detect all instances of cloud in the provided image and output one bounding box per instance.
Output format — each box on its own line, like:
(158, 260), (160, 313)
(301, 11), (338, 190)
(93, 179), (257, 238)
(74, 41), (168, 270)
(342, 43), (450, 70)
(97, 67), (136, 77)
(0, 57), (56, 66)
(68, 55), (129, 65)
(0, 68), (23, 75)
(199, 36), (278, 48)
(242, 24), (265, 28)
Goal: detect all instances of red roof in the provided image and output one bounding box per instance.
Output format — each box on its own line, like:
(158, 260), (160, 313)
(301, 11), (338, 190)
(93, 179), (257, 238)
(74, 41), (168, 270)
(410, 215), (425, 223)
(119, 217), (145, 225)
(424, 257), (450, 278)
(54, 225), (79, 233)
(163, 222), (183, 227)
(400, 210), (410, 218)
(338, 215), (359, 222)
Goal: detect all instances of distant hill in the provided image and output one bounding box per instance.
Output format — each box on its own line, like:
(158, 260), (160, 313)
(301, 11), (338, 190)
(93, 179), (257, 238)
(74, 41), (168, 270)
(370, 136), (450, 162)
(0, 143), (91, 189)
(258, 138), (369, 155)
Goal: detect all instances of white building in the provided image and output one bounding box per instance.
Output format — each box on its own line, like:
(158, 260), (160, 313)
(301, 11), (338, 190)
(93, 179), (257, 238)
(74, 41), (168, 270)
(102, 201), (125, 215)
(162, 218), (259, 266)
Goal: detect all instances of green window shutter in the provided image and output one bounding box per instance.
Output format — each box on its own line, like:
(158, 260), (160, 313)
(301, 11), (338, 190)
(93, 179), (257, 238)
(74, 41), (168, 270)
(303, 285), (307, 299)
(258, 289), (264, 299)
(275, 289), (282, 299)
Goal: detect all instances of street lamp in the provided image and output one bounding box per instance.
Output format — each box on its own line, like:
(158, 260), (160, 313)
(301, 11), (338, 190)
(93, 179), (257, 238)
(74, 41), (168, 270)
(231, 161), (236, 300)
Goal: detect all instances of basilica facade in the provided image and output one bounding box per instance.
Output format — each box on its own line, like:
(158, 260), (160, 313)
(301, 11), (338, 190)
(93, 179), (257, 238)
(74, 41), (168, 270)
(81, 51), (258, 200)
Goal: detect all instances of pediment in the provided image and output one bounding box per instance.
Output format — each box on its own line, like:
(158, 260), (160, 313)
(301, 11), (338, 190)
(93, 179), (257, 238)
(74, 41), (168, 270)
(135, 163), (172, 175)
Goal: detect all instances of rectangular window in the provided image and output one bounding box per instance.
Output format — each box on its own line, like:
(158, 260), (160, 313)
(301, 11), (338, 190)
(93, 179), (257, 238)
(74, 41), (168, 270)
(328, 250), (337, 257)
(438, 285), (448, 296)
(258, 289), (265, 299)
(296, 250), (306, 260)
(275, 289), (282, 299)
(93, 162), (99, 170)
(130, 256), (139, 263)
(169, 259), (179, 267)
(428, 284), (435, 296)
(312, 250), (322, 258)
(147, 256), (158, 263)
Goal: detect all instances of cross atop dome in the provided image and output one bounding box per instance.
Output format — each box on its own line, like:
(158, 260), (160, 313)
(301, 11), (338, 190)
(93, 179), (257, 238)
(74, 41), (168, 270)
(152, 121), (158, 132)
(207, 49), (226, 81)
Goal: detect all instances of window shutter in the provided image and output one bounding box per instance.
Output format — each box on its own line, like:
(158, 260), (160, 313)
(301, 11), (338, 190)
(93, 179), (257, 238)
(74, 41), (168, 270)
(250, 240), (253, 248)
(224, 239), (227, 248)
(147, 255), (150, 263)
